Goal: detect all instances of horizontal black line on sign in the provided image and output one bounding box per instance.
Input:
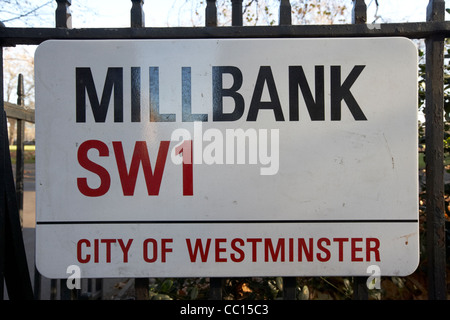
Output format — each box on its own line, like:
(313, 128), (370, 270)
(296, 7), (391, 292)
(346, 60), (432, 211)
(36, 219), (419, 225)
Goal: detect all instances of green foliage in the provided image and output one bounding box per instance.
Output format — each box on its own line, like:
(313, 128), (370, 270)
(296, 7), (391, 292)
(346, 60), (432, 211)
(418, 38), (450, 128)
(416, 27), (450, 301)
(148, 278), (210, 300)
(144, 277), (381, 300)
(418, 38), (450, 219)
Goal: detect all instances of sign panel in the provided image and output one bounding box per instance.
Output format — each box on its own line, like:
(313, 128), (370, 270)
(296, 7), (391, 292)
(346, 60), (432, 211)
(35, 38), (419, 278)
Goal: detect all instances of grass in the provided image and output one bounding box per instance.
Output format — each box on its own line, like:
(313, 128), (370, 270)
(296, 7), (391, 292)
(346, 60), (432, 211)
(419, 153), (426, 169)
(418, 152), (450, 170)
(9, 150), (35, 164)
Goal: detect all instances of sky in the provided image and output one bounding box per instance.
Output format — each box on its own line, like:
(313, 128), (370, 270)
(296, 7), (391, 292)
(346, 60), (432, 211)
(69, 0), (447, 27)
(71, 0), (449, 27)
(2, 0), (449, 29)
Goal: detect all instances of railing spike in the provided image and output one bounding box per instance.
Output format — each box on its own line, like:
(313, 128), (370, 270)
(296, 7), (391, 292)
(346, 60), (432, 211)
(231, 0), (243, 26)
(206, 0), (217, 27)
(55, 0), (72, 29)
(279, 0), (292, 26)
(131, 0), (145, 28)
(427, 0), (445, 22)
(352, 0), (367, 25)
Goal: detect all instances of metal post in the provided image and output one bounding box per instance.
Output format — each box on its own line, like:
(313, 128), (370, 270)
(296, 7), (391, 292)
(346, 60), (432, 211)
(55, 0), (72, 28)
(0, 44), (5, 300)
(279, 1), (294, 299)
(1, 97), (33, 300)
(352, 277), (369, 300)
(352, 0), (369, 300)
(425, 0), (447, 300)
(231, 0), (243, 26)
(206, 0), (217, 27)
(50, 279), (57, 300)
(209, 277), (223, 300)
(135, 278), (149, 300)
(60, 279), (78, 300)
(206, 3), (226, 300)
(56, 0), (77, 300)
(279, 0), (292, 26)
(283, 277), (297, 300)
(131, 0), (145, 28)
(15, 74), (24, 227)
(352, 0), (367, 24)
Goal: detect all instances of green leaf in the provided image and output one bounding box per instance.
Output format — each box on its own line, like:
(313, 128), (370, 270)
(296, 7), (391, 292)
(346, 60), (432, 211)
(160, 279), (173, 293)
(190, 286), (199, 300)
(275, 277), (283, 291)
(152, 294), (173, 300)
(298, 285), (310, 300)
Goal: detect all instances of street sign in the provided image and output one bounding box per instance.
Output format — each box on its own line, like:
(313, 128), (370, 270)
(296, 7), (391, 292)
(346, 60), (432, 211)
(35, 38), (419, 278)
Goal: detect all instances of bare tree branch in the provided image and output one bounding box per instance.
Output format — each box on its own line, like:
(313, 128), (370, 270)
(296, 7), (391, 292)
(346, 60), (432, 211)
(1, 0), (53, 23)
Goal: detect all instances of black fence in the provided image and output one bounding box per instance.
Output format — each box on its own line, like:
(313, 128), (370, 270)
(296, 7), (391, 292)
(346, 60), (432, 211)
(0, 0), (449, 300)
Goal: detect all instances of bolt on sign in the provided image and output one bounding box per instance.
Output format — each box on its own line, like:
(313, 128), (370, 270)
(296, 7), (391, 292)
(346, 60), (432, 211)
(35, 38), (419, 278)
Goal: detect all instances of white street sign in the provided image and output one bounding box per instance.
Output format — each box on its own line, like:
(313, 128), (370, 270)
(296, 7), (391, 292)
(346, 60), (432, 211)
(35, 38), (419, 278)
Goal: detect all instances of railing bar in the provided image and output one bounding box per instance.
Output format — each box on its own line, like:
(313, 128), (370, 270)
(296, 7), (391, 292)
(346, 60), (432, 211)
(351, 0), (369, 301)
(0, 44), (5, 300)
(3, 102), (35, 123)
(279, 0), (292, 26)
(50, 279), (57, 300)
(280, 1), (293, 299)
(352, 0), (367, 24)
(131, 0), (145, 28)
(131, 0), (146, 301)
(55, 0), (72, 29)
(231, 0), (243, 27)
(60, 279), (78, 300)
(135, 278), (149, 300)
(205, 0), (217, 27)
(2, 22), (450, 46)
(425, 0), (447, 300)
(352, 277), (368, 300)
(282, 277), (296, 300)
(209, 277), (223, 300)
(15, 74), (24, 227)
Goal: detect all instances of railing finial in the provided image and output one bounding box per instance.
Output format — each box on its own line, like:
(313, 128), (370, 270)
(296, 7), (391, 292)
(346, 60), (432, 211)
(206, 0), (217, 27)
(131, 0), (145, 28)
(17, 74), (24, 106)
(352, 0), (367, 25)
(55, 0), (72, 28)
(279, 0), (292, 26)
(231, 0), (243, 26)
(427, 0), (445, 22)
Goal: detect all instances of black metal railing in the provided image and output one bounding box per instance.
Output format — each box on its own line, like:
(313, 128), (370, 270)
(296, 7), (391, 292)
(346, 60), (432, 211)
(0, 0), (448, 300)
